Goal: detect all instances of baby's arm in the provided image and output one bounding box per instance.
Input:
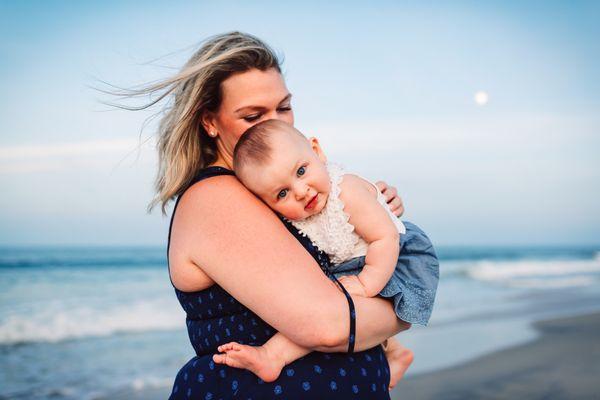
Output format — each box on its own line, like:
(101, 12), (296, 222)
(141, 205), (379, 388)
(339, 174), (400, 297)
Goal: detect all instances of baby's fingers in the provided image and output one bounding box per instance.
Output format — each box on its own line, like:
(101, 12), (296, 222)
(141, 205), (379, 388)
(337, 276), (353, 285)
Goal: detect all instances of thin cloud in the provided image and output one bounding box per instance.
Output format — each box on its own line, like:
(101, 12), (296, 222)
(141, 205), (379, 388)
(0, 138), (156, 174)
(0, 139), (143, 160)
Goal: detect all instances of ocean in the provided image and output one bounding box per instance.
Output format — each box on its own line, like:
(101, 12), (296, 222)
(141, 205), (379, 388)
(1, 245), (600, 400)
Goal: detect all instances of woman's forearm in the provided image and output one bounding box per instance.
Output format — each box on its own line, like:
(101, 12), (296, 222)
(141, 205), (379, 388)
(312, 294), (410, 353)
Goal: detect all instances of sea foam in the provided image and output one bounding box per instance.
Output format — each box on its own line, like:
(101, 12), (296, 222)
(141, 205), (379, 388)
(465, 254), (600, 288)
(0, 298), (184, 345)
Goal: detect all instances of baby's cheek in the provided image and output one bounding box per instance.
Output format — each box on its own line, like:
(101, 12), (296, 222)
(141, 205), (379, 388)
(272, 204), (294, 220)
(280, 206), (303, 221)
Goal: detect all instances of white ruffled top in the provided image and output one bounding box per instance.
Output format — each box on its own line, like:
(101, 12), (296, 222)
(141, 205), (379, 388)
(290, 162), (406, 265)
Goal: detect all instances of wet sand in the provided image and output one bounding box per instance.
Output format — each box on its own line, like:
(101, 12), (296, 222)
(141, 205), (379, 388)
(391, 311), (600, 399)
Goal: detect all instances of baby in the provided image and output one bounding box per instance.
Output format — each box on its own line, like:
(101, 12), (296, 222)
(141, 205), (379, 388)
(213, 120), (439, 387)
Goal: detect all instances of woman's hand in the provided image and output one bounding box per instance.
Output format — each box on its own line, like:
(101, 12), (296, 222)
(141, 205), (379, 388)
(375, 181), (404, 217)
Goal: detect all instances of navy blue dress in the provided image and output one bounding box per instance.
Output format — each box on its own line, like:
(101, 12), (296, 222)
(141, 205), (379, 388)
(168, 166), (392, 400)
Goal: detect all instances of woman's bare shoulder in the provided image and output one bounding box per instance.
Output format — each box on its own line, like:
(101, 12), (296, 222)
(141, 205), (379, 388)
(169, 174), (271, 291)
(176, 174), (269, 219)
(182, 172), (248, 200)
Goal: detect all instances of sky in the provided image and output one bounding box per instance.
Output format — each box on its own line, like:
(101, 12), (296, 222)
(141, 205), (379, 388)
(1, 1), (599, 246)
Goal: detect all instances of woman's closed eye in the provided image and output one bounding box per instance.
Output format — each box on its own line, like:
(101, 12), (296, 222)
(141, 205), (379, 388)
(243, 114), (261, 122)
(243, 105), (291, 122)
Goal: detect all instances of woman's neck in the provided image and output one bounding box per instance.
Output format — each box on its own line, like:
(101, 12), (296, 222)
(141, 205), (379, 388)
(211, 152), (234, 170)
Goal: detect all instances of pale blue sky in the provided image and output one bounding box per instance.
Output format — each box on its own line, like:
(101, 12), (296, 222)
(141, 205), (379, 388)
(1, 1), (598, 246)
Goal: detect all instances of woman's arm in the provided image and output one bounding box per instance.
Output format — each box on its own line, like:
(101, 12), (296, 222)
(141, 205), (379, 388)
(316, 296), (409, 353)
(169, 175), (408, 351)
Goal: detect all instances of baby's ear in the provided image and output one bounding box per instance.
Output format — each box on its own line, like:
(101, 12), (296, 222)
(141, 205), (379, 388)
(308, 137), (327, 162)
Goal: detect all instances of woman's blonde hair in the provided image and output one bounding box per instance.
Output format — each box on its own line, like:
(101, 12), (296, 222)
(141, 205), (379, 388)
(111, 32), (281, 214)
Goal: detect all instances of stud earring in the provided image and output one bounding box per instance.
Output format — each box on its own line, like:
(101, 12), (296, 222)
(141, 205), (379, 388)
(209, 131), (217, 137)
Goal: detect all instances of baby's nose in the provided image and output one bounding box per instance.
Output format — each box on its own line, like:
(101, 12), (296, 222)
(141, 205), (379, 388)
(294, 184), (309, 200)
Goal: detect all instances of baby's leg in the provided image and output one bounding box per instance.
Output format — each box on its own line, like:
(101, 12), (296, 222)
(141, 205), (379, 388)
(383, 336), (414, 389)
(212, 332), (310, 382)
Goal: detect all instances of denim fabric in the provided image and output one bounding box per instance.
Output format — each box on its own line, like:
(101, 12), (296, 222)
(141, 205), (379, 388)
(329, 221), (439, 325)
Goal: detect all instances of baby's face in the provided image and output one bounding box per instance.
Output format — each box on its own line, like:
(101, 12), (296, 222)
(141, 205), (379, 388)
(242, 133), (331, 221)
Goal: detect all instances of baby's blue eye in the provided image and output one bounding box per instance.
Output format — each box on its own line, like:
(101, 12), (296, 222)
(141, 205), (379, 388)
(277, 189), (288, 199)
(297, 166), (306, 176)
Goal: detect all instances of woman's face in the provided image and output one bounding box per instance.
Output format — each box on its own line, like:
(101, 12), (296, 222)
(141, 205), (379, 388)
(203, 68), (294, 164)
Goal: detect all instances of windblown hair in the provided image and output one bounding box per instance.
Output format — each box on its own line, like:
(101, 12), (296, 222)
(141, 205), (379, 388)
(108, 32), (282, 214)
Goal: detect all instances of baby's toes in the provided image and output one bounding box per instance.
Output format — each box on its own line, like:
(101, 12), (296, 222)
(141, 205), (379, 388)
(229, 342), (243, 351)
(218, 342), (237, 352)
(213, 353), (226, 364)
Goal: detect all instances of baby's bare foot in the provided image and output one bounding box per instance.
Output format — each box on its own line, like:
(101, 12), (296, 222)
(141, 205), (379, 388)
(385, 339), (414, 390)
(212, 342), (285, 382)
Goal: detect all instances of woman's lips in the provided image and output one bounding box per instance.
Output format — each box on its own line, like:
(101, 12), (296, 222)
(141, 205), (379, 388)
(305, 194), (318, 210)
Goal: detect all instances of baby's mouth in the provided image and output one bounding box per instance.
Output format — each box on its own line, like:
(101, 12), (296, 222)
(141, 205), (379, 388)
(305, 194), (318, 210)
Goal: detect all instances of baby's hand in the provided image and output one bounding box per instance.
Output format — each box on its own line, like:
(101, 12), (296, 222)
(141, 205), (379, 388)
(337, 275), (368, 297)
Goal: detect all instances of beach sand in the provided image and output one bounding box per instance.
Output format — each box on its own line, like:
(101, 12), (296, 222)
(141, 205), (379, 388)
(391, 311), (600, 399)
(117, 311), (600, 400)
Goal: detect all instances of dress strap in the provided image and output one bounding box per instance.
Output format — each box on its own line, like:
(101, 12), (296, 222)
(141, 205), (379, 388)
(326, 270), (356, 353)
(313, 250), (355, 354)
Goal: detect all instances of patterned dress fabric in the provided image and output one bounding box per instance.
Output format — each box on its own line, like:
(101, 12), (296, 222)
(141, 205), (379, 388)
(168, 166), (392, 400)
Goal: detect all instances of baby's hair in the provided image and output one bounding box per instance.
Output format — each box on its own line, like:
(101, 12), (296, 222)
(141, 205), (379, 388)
(233, 119), (304, 175)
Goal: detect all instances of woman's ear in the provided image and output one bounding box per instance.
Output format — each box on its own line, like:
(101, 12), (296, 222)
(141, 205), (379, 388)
(308, 137), (327, 163)
(200, 111), (218, 137)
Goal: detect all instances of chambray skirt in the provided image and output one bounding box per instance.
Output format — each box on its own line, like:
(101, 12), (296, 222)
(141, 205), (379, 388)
(329, 221), (439, 325)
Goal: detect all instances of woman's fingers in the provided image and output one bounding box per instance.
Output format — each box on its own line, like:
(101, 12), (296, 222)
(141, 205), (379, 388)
(388, 196), (404, 217)
(375, 181), (405, 217)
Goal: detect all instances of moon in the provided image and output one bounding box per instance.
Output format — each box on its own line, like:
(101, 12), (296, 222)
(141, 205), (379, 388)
(474, 91), (489, 106)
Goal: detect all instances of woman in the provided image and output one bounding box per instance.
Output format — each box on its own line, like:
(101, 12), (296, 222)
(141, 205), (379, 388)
(134, 32), (410, 399)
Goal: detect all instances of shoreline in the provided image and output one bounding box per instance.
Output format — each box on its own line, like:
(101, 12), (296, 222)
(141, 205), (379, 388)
(113, 310), (600, 400)
(391, 310), (600, 399)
